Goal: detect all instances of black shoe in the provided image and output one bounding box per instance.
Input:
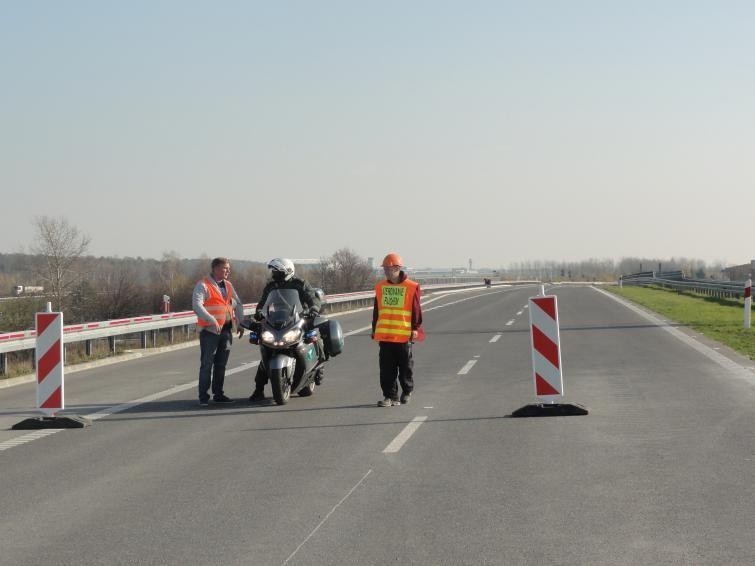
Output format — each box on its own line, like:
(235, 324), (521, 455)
(249, 389), (266, 402)
(400, 392), (412, 405)
(213, 394), (233, 403)
(198, 400), (209, 407)
(314, 369), (324, 386)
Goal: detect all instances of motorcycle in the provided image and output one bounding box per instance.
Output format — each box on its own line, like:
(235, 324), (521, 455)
(245, 288), (343, 405)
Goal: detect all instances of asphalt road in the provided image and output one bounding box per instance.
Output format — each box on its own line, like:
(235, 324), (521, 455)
(1, 285), (753, 565)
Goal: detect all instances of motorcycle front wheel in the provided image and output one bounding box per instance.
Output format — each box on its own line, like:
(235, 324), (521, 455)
(270, 367), (291, 405)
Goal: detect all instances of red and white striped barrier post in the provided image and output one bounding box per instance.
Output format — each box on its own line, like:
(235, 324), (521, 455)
(36, 308), (64, 415)
(745, 277), (752, 329)
(529, 294), (563, 403)
(12, 305), (91, 429)
(511, 292), (587, 417)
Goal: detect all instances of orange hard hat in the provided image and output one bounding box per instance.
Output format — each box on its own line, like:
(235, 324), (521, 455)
(381, 252), (403, 267)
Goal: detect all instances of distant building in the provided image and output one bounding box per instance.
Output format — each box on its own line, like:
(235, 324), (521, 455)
(290, 258), (321, 266)
(721, 260), (755, 281)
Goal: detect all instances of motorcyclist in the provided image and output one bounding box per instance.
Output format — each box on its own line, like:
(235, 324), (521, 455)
(249, 258), (326, 402)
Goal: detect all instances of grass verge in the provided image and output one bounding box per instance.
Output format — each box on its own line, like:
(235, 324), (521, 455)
(606, 285), (755, 360)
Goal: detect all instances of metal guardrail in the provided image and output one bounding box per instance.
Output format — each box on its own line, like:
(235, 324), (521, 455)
(0, 280), (535, 365)
(620, 271), (747, 298)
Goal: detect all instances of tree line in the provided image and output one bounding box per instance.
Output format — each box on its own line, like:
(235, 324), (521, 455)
(0, 217), (375, 332)
(500, 257), (724, 282)
(0, 216), (728, 332)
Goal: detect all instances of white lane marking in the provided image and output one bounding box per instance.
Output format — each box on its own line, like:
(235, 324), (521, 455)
(346, 325), (371, 336)
(383, 416), (428, 453)
(505, 319), (515, 326)
(87, 361), (262, 421)
(282, 469), (373, 565)
(458, 360), (477, 375)
(489, 334), (502, 343)
(516, 310), (523, 316)
(423, 291), (504, 312)
(0, 429), (64, 452)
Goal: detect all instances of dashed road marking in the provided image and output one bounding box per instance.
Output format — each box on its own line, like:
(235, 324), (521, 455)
(383, 416), (428, 453)
(458, 360), (477, 375)
(0, 429), (63, 452)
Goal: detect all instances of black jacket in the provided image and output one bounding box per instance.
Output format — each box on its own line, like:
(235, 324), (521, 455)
(255, 276), (322, 315)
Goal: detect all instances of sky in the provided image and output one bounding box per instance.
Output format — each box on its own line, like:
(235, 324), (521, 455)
(1, 1), (753, 270)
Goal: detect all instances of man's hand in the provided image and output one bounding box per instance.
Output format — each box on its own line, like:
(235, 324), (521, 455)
(253, 311), (264, 321)
(237, 328), (244, 339)
(411, 330), (418, 341)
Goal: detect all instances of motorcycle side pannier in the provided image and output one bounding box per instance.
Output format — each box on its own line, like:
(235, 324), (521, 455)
(317, 319), (344, 357)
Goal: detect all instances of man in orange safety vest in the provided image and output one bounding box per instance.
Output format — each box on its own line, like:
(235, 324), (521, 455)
(192, 257), (245, 406)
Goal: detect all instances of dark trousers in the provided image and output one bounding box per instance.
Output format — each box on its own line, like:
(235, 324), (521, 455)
(254, 362), (267, 388)
(198, 325), (232, 402)
(379, 341), (414, 401)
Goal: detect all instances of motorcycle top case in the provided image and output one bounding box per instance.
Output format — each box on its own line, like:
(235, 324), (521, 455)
(317, 319), (344, 357)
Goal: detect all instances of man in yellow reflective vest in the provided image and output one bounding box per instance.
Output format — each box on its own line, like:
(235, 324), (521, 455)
(372, 252), (424, 407)
(192, 257), (245, 406)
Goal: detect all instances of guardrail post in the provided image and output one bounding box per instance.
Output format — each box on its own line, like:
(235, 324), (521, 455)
(140, 331), (147, 349)
(109, 336), (116, 354)
(744, 277), (751, 329)
(0, 353), (6, 376)
(85, 339), (93, 357)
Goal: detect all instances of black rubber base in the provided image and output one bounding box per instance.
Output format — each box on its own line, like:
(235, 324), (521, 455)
(12, 415), (92, 430)
(511, 403), (589, 418)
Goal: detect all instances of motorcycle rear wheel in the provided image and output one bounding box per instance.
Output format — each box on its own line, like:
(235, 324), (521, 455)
(270, 367), (291, 405)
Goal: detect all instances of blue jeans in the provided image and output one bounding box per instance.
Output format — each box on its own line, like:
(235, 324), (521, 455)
(198, 326), (232, 402)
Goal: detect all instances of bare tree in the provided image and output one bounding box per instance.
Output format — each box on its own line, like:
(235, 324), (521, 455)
(31, 216), (91, 312)
(151, 251), (193, 310)
(316, 248), (374, 293)
(98, 260), (145, 319)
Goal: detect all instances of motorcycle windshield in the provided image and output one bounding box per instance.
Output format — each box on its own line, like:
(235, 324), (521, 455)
(262, 288), (303, 327)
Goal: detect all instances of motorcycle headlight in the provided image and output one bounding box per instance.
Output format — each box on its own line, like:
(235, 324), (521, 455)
(281, 328), (302, 345)
(260, 328), (302, 346)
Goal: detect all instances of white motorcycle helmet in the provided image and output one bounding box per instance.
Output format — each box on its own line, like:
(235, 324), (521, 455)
(267, 257), (295, 282)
